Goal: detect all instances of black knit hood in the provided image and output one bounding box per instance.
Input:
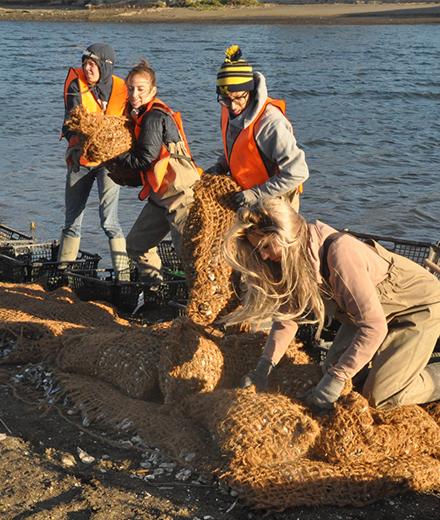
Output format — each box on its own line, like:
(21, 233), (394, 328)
(82, 43), (116, 103)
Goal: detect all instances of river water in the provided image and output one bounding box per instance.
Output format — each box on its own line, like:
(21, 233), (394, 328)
(0, 21), (439, 264)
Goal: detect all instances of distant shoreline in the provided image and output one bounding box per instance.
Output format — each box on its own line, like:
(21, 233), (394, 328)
(1, 3), (440, 24)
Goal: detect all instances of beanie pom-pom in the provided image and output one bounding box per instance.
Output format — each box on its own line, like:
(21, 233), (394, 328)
(224, 44), (242, 63)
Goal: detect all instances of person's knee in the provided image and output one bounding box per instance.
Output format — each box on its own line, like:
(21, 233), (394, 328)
(364, 380), (413, 409)
(367, 391), (398, 409)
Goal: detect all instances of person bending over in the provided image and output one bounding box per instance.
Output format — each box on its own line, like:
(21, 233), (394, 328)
(223, 197), (440, 410)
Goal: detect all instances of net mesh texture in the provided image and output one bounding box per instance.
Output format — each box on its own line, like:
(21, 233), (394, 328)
(1, 175), (439, 511)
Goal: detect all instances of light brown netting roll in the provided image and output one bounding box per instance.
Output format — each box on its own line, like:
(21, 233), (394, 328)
(0, 322), (55, 365)
(222, 454), (440, 509)
(56, 371), (216, 469)
(219, 331), (320, 394)
(314, 392), (440, 464)
(66, 105), (134, 163)
(424, 401), (440, 427)
(218, 332), (266, 387)
(182, 175), (241, 325)
(0, 283), (128, 335)
(56, 325), (170, 400)
(271, 361), (323, 400)
(184, 387), (320, 467)
(158, 319), (225, 403)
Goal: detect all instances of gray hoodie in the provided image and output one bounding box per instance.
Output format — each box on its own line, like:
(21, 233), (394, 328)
(208, 72), (309, 199)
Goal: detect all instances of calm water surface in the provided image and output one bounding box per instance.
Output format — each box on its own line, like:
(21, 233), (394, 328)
(0, 21), (439, 264)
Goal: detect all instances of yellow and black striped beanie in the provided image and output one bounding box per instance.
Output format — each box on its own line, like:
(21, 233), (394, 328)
(216, 45), (254, 95)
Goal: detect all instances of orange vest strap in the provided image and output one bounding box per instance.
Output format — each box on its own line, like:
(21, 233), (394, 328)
(64, 68), (127, 167)
(134, 98), (199, 198)
(222, 97), (301, 191)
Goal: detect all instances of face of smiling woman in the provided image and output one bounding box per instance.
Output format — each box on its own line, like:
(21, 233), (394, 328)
(127, 73), (157, 110)
(82, 58), (100, 85)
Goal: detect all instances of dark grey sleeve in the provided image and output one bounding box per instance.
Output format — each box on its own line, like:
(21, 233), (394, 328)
(250, 109), (309, 198)
(62, 80), (81, 141)
(205, 152), (229, 174)
(114, 110), (178, 172)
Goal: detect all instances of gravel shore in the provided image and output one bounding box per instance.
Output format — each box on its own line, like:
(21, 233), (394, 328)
(0, 3), (440, 24)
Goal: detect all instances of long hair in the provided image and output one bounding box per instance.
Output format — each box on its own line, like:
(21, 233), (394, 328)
(222, 197), (326, 334)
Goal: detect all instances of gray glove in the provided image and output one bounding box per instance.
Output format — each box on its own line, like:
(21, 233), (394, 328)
(231, 189), (258, 210)
(65, 145), (82, 173)
(241, 357), (274, 392)
(303, 373), (345, 410)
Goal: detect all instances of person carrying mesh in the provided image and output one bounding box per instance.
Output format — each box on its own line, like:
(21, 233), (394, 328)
(60, 43), (130, 279)
(107, 60), (200, 284)
(207, 44), (309, 212)
(222, 197), (440, 410)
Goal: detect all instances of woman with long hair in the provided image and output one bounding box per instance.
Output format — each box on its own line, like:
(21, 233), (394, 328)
(223, 197), (440, 410)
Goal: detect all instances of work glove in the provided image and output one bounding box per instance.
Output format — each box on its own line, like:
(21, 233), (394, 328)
(65, 145), (82, 173)
(240, 357), (274, 392)
(107, 162), (142, 187)
(203, 164), (228, 176)
(230, 189), (258, 211)
(303, 373), (345, 411)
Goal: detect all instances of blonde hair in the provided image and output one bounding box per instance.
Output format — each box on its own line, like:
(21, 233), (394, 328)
(222, 197), (326, 334)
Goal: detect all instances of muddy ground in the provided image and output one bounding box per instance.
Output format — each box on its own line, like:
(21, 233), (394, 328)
(0, 364), (439, 520)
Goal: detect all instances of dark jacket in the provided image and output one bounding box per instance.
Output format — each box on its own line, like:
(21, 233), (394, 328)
(113, 107), (180, 172)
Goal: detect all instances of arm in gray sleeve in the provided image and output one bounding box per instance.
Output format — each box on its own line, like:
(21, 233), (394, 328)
(326, 243), (389, 380)
(249, 108), (309, 199)
(263, 319), (299, 365)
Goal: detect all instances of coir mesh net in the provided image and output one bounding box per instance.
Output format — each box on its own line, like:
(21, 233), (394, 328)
(2, 171), (440, 512)
(313, 392), (440, 464)
(56, 326), (168, 400)
(184, 387), (320, 467)
(182, 175), (241, 325)
(56, 370), (219, 471)
(66, 105), (134, 164)
(0, 283), (128, 364)
(222, 454), (440, 509)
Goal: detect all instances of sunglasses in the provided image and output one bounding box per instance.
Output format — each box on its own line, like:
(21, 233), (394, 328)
(82, 50), (113, 65)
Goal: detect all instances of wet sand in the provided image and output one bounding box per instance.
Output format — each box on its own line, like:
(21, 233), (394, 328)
(0, 3), (440, 24)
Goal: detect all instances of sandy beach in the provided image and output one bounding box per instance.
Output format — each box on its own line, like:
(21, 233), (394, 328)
(0, 3), (440, 24)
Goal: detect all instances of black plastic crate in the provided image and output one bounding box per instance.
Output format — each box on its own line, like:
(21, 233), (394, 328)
(345, 230), (435, 266)
(0, 224), (33, 249)
(157, 240), (185, 274)
(68, 267), (188, 314)
(0, 241), (100, 284)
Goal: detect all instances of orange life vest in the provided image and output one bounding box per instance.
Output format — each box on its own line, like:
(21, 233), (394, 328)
(134, 98), (199, 201)
(221, 97), (303, 193)
(63, 67), (127, 167)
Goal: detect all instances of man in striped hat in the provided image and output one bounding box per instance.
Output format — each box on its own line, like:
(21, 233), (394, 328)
(207, 45), (309, 212)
